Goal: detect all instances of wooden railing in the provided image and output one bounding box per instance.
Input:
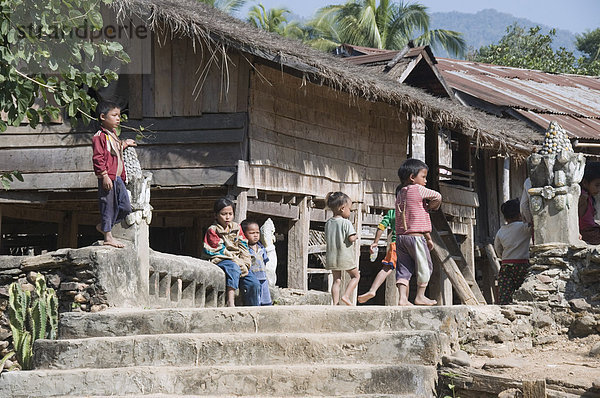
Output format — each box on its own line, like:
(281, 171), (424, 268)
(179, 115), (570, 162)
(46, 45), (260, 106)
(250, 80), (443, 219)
(438, 165), (475, 189)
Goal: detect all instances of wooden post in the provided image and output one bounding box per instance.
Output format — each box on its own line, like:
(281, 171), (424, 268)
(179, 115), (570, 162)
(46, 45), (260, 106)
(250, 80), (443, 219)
(349, 202), (363, 305)
(0, 206), (3, 253)
(384, 270), (399, 306)
(502, 156), (510, 203)
(523, 379), (546, 398)
(287, 196), (310, 290)
(234, 190), (248, 224)
(425, 120), (440, 190)
(462, 219), (476, 285)
(57, 212), (77, 249)
(430, 260), (453, 305)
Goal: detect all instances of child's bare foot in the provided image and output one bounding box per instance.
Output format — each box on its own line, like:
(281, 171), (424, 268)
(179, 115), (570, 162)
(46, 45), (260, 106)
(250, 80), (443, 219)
(103, 238), (125, 248)
(357, 291), (375, 303)
(398, 298), (414, 306)
(340, 296), (353, 306)
(414, 296), (437, 306)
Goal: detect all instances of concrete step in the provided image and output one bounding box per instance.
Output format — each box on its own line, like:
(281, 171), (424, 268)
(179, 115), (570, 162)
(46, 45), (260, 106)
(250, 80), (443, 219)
(34, 331), (443, 369)
(56, 395), (420, 398)
(0, 364), (437, 397)
(59, 305), (469, 339)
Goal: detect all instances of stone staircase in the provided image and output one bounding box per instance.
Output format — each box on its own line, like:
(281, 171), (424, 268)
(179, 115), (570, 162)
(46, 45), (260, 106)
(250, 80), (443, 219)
(0, 305), (470, 397)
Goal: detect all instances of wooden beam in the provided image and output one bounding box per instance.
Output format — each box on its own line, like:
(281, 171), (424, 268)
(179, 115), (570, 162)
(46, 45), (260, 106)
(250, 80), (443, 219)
(287, 196), (310, 290)
(57, 211), (78, 249)
(0, 205), (63, 224)
(523, 380), (546, 398)
(234, 190), (248, 224)
(247, 198), (299, 220)
(425, 120), (440, 191)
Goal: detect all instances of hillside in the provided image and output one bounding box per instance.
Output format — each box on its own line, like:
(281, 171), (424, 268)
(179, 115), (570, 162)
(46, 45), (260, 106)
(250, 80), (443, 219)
(430, 8), (579, 59)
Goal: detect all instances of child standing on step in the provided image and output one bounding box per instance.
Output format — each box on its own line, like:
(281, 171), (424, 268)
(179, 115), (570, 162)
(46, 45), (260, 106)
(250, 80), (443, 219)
(241, 219), (273, 306)
(203, 198), (261, 307)
(357, 186), (401, 304)
(395, 159), (442, 306)
(324, 192), (360, 305)
(494, 198), (531, 305)
(92, 101), (136, 248)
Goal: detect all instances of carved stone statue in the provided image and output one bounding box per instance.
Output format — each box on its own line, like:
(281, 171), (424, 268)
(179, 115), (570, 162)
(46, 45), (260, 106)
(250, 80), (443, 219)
(260, 218), (278, 287)
(527, 122), (585, 245)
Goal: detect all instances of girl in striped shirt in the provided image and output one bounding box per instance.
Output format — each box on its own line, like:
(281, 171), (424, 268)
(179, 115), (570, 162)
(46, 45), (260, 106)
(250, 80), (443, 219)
(395, 159), (442, 306)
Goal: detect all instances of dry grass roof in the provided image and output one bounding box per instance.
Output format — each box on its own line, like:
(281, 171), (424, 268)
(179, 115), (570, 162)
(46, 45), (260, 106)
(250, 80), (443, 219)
(113, 0), (541, 156)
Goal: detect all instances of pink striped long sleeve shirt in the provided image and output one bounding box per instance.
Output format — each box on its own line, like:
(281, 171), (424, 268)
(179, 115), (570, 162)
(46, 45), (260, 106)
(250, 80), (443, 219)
(395, 184), (442, 235)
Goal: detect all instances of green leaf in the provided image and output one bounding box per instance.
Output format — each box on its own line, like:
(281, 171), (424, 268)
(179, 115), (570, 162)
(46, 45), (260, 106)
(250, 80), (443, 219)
(88, 9), (103, 29)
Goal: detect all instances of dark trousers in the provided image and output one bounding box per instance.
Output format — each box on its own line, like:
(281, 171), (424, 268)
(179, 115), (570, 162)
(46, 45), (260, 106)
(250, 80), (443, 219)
(217, 260), (261, 306)
(98, 176), (131, 232)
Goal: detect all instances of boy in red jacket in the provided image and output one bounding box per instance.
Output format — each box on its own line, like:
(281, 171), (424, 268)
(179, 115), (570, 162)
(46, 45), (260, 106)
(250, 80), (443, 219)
(92, 101), (136, 248)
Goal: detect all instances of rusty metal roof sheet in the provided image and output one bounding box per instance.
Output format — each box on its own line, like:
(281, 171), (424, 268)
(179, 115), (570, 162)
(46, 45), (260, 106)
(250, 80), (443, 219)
(437, 58), (600, 140)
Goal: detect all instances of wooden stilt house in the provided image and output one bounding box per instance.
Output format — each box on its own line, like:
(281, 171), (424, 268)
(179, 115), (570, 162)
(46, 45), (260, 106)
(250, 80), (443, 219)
(0, 0), (539, 301)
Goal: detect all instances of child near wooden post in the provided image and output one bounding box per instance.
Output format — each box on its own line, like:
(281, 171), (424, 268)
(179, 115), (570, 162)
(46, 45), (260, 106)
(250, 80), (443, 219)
(324, 192), (360, 305)
(578, 162), (600, 245)
(494, 199), (531, 305)
(395, 159), (442, 306)
(92, 101), (136, 248)
(241, 219), (273, 306)
(203, 198), (261, 307)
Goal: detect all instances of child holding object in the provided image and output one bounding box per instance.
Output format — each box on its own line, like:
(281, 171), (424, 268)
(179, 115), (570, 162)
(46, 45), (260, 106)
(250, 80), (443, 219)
(324, 191), (360, 305)
(578, 162), (600, 245)
(395, 159), (442, 306)
(494, 199), (531, 305)
(241, 219), (273, 306)
(203, 198), (261, 307)
(92, 101), (136, 248)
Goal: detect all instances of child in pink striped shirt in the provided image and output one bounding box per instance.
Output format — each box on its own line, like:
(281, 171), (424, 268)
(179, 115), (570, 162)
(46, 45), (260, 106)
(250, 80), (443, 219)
(395, 159), (442, 306)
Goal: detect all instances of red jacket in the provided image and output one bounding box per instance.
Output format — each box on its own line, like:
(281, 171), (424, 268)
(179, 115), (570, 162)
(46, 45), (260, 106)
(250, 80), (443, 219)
(92, 127), (127, 182)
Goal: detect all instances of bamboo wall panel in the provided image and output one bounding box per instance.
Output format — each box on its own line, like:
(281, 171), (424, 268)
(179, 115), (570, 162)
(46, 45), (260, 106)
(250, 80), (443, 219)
(247, 64), (407, 206)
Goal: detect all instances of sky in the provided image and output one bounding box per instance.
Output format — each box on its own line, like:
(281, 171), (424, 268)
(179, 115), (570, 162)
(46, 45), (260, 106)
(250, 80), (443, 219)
(239, 0), (599, 34)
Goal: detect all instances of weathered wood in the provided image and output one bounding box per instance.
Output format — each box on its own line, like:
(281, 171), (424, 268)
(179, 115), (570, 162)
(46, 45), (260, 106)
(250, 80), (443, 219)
(247, 198), (299, 220)
(151, 168), (236, 187)
(287, 196), (310, 290)
(486, 152), (500, 239)
(439, 183), (479, 207)
(234, 190), (248, 224)
(142, 33), (155, 118)
(425, 120), (440, 190)
(429, 256), (453, 305)
(171, 37), (204, 116)
(384, 264), (399, 306)
(0, 205), (64, 223)
(0, 206), (2, 252)
(0, 191), (48, 204)
(523, 380), (546, 398)
(153, 34), (172, 117)
(501, 156), (510, 204)
(308, 244), (326, 254)
(135, 143), (243, 169)
(57, 212), (78, 249)
(236, 54), (250, 112)
(430, 227), (480, 305)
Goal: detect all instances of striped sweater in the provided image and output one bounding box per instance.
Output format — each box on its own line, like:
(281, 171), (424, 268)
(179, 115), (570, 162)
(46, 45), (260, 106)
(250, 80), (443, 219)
(395, 184), (442, 235)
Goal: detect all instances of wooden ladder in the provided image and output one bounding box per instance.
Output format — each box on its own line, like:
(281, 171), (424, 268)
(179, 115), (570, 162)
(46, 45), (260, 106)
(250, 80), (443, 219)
(429, 210), (487, 305)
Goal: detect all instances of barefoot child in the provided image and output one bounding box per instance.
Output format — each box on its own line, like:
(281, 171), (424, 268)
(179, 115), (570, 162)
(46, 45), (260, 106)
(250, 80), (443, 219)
(324, 192), (360, 305)
(92, 101), (136, 248)
(358, 206), (397, 304)
(494, 199), (531, 305)
(203, 198), (261, 307)
(241, 219), (273, 306)
(578, 162), (600, 245)
(395, 159), (442, 306)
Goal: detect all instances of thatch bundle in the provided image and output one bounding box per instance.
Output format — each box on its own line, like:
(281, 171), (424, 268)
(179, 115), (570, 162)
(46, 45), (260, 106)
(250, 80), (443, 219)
(112, 0), (541, 157)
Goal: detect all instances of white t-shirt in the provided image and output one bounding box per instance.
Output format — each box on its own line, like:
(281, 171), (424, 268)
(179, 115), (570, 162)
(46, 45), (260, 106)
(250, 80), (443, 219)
(494, 221), (531, 261)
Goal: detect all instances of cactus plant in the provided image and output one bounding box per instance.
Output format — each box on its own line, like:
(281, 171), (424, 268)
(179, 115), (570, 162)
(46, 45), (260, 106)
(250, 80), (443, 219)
(7, 273), (59, 370)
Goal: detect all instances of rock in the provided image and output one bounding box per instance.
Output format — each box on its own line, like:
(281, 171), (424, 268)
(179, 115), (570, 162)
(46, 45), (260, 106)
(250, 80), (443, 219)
(0, 287), (8, 297)
(570, 315), (596, 337)
(90, 304), (108, 313)
(534, 335), (559, 345)
(532, 313), (554, 328)
(26, 271), (38, 284)
(441, 350), (471, 368)
(74, 293), (88, 303)
(483, 358), (524, 369)
(536, 274), (553, 283)
(590, 342), (600, 358)
(3, 359), (13, 369)
(20, 283), (34, 293)
(498, 388), (521, 398)
(0, 341), (8, 350)
(512, 305), (533, 316)
(569, 298), (592, 311)
(46, 274), (61, 289)
(592, 379), (600, 390)
(500, 308), (516, 321)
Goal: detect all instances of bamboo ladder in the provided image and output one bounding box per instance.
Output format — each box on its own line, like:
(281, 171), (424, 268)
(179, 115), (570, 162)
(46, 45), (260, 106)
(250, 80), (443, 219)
(429, 210), (487, 305)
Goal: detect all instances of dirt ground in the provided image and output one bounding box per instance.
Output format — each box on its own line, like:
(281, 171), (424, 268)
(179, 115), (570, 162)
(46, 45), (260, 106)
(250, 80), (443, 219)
(469, 334), (600, 391)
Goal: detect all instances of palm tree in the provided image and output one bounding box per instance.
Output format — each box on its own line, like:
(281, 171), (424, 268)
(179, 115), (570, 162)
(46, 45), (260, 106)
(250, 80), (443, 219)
(247, 4), (303, 38)
(199, 0), (247, 15)
(308, 0), (466, 57)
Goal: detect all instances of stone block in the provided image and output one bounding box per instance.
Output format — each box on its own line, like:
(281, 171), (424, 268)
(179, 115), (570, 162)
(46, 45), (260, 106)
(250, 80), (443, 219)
(536, 274), (553, 284)
(570, 315), (597, 337)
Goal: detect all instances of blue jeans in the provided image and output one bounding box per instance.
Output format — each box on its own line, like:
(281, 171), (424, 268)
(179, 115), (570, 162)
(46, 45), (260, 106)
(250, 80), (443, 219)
(217, 260), (261, 306)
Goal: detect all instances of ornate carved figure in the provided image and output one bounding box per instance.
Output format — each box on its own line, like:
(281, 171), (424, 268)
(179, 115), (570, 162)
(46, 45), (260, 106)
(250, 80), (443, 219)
(260, 218), (278, 287)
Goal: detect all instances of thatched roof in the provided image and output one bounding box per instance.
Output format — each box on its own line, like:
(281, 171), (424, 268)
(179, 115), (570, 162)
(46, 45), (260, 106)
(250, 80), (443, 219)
(113, 0), (540, 156)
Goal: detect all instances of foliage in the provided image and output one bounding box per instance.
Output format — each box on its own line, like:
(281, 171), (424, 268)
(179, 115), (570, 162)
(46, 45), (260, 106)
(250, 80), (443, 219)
(1, 171), (23, 190)
(8, 273), (59, 370)
(305, 0), (465, 57)
(576, 28), (600, 75)
(473, 24), (600, 76)
(247, 4), (303, 38)
(198, 0), (246, 14)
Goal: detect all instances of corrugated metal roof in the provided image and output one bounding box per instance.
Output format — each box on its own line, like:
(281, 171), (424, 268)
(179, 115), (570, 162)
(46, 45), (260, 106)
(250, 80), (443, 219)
(437, 58), (600, 140)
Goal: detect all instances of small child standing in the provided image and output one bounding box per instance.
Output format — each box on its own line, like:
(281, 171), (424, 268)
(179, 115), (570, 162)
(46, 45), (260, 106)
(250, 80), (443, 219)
(395, 159), (442, 306)
(241, 219), (273, 306)
(203, 198), (261, 307)
(92, 101), (136, 248)
(578, 162), (600, 245)
(324, 192), (360, 305)
(494, 199), (531, 305)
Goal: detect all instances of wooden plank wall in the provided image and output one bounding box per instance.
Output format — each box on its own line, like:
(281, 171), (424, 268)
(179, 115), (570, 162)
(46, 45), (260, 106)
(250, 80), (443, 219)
(244, 64), (408, 207)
